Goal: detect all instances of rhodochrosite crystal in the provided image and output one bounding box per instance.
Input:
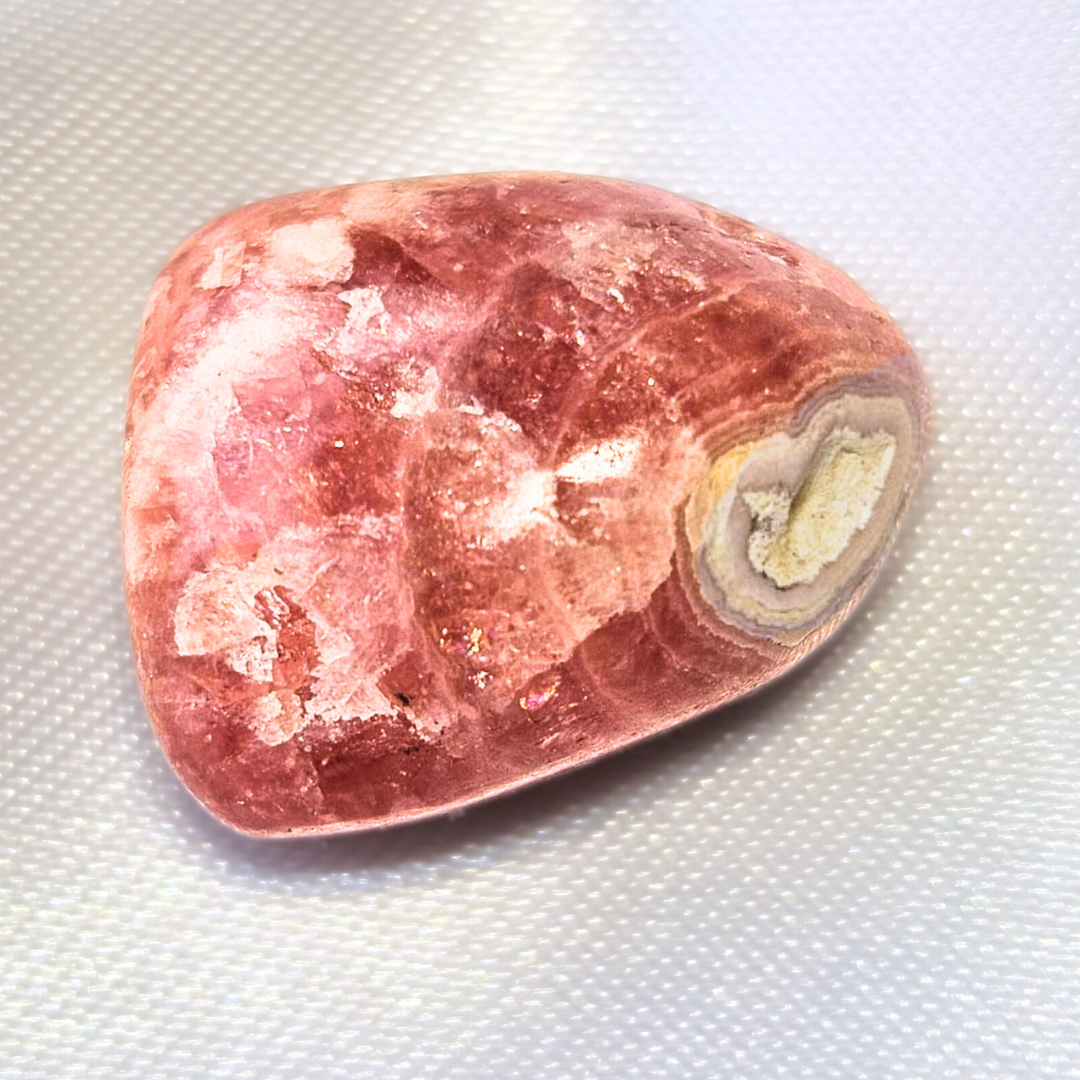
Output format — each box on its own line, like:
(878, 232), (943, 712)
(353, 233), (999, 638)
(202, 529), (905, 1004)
(123, 173), (930, 836)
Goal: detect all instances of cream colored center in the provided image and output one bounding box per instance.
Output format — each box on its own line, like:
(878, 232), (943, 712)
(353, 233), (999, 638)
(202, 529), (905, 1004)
(743, 428), (896, 589)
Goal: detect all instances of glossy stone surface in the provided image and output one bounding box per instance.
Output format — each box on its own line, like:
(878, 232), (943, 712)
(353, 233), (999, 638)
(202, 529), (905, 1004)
(122, 173), (930, 836)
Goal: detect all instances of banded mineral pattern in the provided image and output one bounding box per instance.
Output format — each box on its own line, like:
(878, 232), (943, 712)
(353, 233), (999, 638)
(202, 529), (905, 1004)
(122, 173), (930, 835)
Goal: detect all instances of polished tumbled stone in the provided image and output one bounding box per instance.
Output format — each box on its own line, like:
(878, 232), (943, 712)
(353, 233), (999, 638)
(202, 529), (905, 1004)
(122, 173), (930, 835)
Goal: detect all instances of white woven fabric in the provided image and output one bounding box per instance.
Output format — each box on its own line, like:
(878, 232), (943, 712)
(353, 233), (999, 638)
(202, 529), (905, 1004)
(2, 1), (1078, 1076)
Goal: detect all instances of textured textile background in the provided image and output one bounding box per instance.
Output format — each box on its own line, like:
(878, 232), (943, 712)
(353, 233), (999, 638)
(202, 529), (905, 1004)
(1, 2), (1078, 1077)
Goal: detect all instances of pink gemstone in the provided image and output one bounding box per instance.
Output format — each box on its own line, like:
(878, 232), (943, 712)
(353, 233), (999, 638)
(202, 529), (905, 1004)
(122, 173), (930, 836)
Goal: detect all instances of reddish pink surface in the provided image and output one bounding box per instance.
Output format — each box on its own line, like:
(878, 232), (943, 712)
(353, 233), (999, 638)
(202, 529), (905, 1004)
(123, 173), (923, 835)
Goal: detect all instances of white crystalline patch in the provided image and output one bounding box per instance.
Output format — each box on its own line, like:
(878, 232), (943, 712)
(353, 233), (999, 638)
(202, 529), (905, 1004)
(444, 406), (558, 545)
(247, 690), (304, 746)
(301, 656), (391, 727)
(405, 704), (452, 743)
(316, 286), (395, 369)
(136, 303), (306, 484)
(556, 437), (641, 484)
(224, 639), (277, 683)
(478, 409), (523, 436)
(390, 366), (441, 419)
(338, 286), (388, 332)
(173, 518), (410, 740)
(484, 468), (557, 543)
(267, 218), (354, 286)
(197, 241), (246, 289)
(174, 564), (276, 659)
(561, 221), (659, 286)
(122, 301), (314, 587)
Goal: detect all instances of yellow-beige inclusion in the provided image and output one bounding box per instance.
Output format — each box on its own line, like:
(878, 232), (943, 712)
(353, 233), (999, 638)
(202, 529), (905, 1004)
(743, 429), (896, 588)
